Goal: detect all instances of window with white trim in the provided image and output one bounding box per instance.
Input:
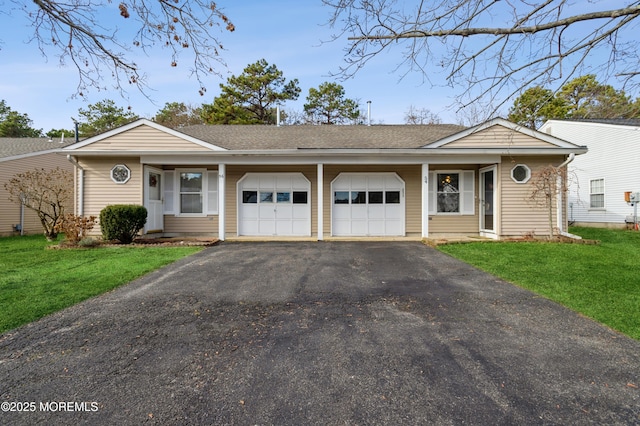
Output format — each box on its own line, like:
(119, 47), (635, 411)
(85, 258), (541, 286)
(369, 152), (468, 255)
(590, 178), (605, 209)
(163, 169), (218, 216)
(429, 171), (475, 215)
(511, 164), (531, 183)
(437, 173), (460, 213)
(180, 171), (203, 214)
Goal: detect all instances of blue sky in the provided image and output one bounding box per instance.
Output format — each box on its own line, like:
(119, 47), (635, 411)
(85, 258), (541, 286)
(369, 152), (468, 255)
(1, 1), (637, 132)
(1, 1), (459, 132)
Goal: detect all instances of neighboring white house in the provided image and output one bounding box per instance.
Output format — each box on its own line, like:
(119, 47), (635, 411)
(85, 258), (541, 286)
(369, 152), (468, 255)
(540, 119), (640, 227)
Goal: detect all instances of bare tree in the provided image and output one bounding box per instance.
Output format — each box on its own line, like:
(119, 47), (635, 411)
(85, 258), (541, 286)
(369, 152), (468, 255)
(404, 105), (442, 125)
(527, 164), (575, 238)
(11, 0), (235, 97)
(324, 1), (640, 113)
(4, 167), (73, 240)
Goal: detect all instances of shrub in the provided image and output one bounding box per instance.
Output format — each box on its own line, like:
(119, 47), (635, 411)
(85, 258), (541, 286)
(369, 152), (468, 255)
(99, 204), (147, 244)
(54, 214), (97, 246)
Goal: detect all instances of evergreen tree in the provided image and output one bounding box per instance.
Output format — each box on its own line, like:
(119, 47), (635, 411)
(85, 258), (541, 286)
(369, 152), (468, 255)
(303, 82), (360, 125)
(202, 59), (300, 125)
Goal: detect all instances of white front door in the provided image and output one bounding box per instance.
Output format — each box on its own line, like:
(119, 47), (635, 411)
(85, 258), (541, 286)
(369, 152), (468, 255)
(144, 166), (164, 233)
(479, 166), (496, 237)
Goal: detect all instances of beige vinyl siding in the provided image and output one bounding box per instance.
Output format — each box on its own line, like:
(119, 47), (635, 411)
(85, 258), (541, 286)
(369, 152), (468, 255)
(323, 165), (422, 238)
(445, 125), (555, 148)
(0, 153), (74, 236)
(79, 157), (142, 235)
(500, 156), (564, 237)
(76, 125), (213, 151)
(164, 216), (218, 235)
(225, 165), (318, 237)
(428, 165), (479, 234)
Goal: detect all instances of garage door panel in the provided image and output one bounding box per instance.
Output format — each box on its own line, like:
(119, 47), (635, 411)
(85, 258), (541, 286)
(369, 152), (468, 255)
(258, 204), (276, 219)
(333, 219), (350, 236)
(385, 219), (403, 235)
(351, 221), (367, 235)
(260, 175), (276, 188)
(292, 205), (308, 220)
(276, 205), (293, 219)
(291, 220), (308, 235)
(259, 220), (276, 235)
(368, 175), (384, 187)
(333, 205), (351, 220)
(368, 205), (385, 219)
(351, 205), (367, 219)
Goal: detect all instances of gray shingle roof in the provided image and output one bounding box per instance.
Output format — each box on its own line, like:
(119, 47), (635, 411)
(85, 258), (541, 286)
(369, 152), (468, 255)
(178, 124), (467, 150)
(562, 118), (640, 127)
(0, 137), (75, 160)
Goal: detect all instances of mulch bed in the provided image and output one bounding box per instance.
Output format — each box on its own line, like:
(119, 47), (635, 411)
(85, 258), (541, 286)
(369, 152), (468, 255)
(50, 237), (220, 249)
(425, 235), (600, 247)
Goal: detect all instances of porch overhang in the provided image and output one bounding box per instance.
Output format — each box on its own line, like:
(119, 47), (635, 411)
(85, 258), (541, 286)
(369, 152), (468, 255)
(59, 146), (584, 166)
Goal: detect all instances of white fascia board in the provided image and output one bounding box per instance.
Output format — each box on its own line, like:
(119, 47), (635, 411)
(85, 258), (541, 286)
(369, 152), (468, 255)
(141, 153), (503, 165)
(62, 119), (227, 151)
(427, 117), (584, 149)
(83, 145), (585, 165)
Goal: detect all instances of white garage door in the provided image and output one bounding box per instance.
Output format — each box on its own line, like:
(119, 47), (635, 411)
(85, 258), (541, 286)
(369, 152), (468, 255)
(332, 173), (405, 236)
(238, 173), (311, 236)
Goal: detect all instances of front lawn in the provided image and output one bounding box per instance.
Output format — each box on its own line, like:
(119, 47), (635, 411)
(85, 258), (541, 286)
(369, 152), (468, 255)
(437, 227), (640, 340)
(0, 235), (202, 334)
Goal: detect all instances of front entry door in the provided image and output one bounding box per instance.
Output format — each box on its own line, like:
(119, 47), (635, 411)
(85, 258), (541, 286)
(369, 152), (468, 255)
(480, 166), (496, 236)
(144, 166), (164, 233)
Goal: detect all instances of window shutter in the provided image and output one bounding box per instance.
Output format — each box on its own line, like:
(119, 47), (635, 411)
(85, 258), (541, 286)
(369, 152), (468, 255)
(207, 171), (219, 214)
(163, 171), (174, 214)
(428, 172), (436, 214)
(461, 170), (475, 215)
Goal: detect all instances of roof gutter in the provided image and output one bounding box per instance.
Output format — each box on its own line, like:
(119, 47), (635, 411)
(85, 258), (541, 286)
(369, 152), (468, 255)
(67, 155), (84, 216)
(62, 146), (589, 157)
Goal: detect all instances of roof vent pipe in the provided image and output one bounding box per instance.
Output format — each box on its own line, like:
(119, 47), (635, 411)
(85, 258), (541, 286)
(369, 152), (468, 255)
(367, 100), (371, 126)
(276, 105), (281, 127)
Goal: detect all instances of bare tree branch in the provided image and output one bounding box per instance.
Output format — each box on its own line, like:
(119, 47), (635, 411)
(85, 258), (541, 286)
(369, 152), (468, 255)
(324, 0), (640, 117)
(346, 6), (640, 40)
(10, 0), (235, 98)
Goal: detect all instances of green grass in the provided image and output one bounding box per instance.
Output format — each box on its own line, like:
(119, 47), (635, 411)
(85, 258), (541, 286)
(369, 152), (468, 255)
(0, 235), (203, 334)
(437, 227), (640, 340)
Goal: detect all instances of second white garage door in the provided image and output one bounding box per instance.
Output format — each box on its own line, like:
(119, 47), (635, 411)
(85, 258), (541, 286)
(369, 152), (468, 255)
(332, 173), (405, 236)
(238, 173), (311, 236)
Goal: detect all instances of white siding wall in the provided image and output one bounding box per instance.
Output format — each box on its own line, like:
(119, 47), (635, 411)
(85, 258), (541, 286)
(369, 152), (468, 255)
(541, 121), (640, 226)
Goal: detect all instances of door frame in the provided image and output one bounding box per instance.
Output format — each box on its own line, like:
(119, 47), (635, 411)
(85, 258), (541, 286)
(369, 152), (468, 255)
(144, 165), (164, 234)
(479, 165), (497, 239)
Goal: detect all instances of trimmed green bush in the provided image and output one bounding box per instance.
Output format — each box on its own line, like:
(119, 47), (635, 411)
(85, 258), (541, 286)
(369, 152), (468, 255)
(99, 204), (147, 244)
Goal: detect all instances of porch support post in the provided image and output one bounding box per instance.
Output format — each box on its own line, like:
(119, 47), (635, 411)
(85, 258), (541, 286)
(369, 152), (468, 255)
(422, 163), (429, 238)
(218, 163), (226, 241)
(317, 163), (324, 241)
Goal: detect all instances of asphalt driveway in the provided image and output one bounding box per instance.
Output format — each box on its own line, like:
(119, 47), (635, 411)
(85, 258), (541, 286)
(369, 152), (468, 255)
(1, 242), (639, 425)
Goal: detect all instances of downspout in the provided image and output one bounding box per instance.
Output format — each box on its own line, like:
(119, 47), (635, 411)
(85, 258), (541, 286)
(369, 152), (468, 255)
(19, 199), (24, 236)
(67, 155), (84, 216)
(556, 153), (580, 239)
